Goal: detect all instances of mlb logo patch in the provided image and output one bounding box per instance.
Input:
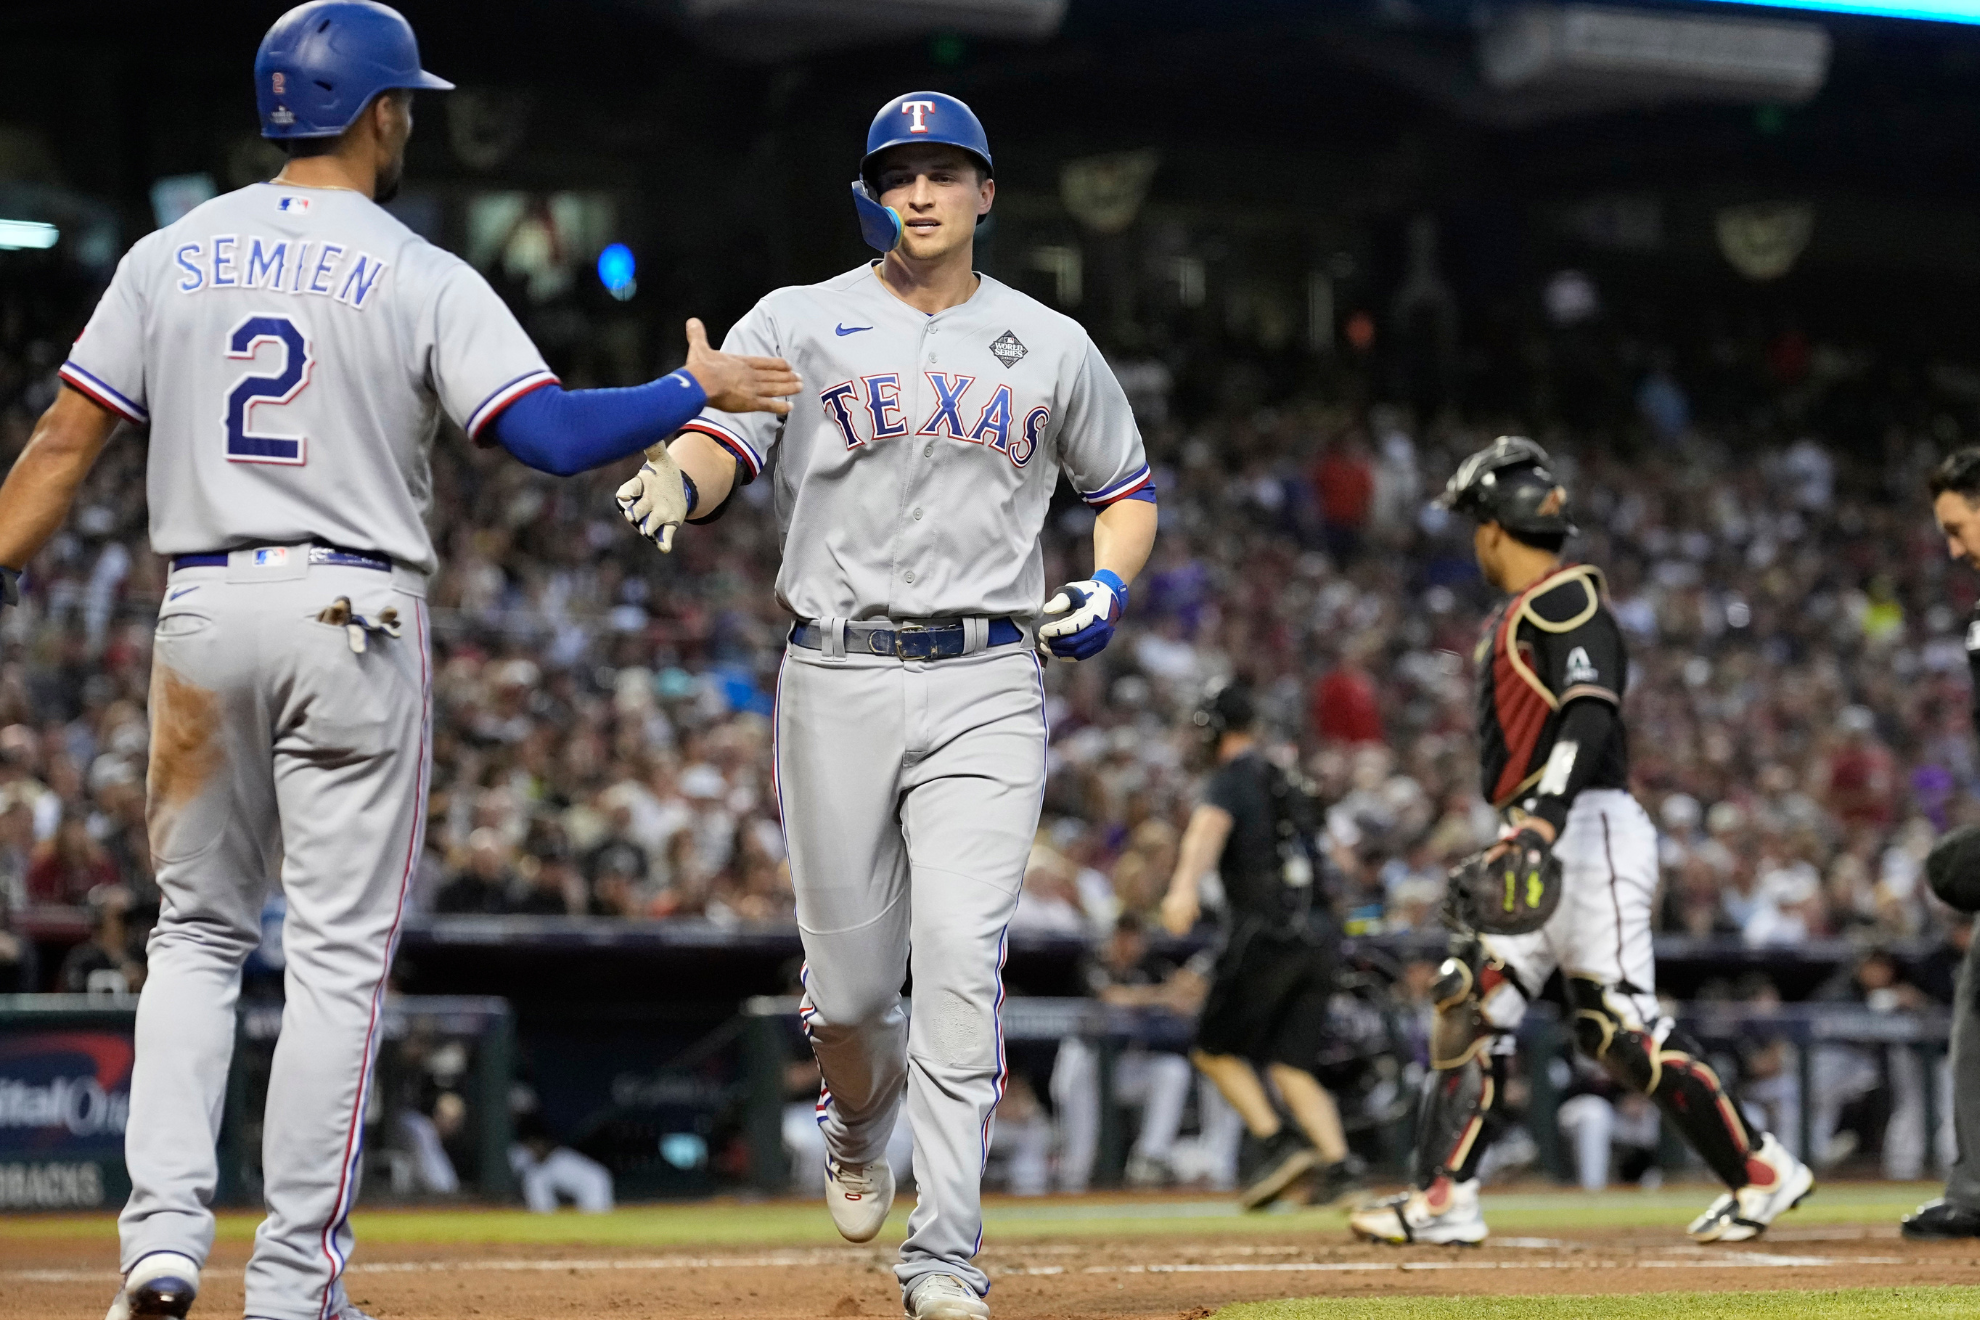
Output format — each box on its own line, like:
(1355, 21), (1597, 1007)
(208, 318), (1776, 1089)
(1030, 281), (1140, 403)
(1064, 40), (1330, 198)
(254, 547), (289, 568)
(277, 195), (311, 214)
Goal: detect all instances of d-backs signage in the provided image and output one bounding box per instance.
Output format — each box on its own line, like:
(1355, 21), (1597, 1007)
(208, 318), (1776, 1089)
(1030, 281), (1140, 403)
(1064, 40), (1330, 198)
(0, 1029), (134, 1208)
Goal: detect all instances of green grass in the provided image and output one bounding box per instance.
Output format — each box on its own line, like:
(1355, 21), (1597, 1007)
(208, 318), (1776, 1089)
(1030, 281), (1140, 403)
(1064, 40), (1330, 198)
(1214, 1287), (1980, 1319)
(0, 1183), (1942, 1247)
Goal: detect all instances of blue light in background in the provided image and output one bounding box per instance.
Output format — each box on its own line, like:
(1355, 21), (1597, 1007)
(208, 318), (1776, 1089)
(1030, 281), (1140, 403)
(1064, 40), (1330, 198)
(1693, 0), (1980, 23)
(597, 242), (637, 300)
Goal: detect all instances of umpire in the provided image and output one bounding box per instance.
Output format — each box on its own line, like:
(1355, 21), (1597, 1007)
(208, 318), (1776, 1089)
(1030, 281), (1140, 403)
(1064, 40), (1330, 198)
(1159, 682), (1355, 1209)
(1907, 449), (1980, 1238)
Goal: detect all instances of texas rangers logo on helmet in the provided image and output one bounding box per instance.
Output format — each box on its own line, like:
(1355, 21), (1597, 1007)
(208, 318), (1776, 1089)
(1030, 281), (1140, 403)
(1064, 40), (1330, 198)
(901, 100), (936, 133)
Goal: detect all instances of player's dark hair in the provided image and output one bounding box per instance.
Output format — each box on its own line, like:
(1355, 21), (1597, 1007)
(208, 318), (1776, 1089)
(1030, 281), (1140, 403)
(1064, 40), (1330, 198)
(281, 90), (408, 159)
(1505, 528), (1568, 554)
(1929, 447), (1980, 501)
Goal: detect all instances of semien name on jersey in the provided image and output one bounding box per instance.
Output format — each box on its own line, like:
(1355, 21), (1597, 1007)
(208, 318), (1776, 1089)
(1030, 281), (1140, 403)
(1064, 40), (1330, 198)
(171, 235), (388, 310)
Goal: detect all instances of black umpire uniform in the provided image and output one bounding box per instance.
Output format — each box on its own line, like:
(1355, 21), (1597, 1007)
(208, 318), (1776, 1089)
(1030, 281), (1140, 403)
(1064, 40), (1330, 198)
(1193, 742), (1336, 1080)
(1185, 683), (1350, 1207)
(1907, 448), (1980, 1239)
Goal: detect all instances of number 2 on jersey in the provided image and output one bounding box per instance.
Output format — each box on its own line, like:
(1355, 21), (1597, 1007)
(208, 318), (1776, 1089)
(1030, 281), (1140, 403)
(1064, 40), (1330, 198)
(224, 314), (313, 465)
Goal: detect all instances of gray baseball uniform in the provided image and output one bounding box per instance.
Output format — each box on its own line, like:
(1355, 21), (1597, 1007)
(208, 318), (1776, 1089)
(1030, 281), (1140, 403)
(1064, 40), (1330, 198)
(63, 180), (553, 1320)
(687, 264), (1147, 1298)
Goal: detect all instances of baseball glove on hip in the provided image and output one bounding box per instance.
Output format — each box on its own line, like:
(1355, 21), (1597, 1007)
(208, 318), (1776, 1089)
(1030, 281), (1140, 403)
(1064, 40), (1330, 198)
(1446, 828), (1563, 936)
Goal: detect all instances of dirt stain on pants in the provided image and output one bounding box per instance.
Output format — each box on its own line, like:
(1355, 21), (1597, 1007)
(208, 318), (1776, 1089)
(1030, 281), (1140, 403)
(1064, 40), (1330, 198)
(147, 663), (221, 863)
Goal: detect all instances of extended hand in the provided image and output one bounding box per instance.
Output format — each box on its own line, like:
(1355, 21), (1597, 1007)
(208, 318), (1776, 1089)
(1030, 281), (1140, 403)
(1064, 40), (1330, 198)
(616, 443), (689, 553)
(1160, 886), (1200, 937)
(681, 317), (799, 415)
(1038, 570), (1126, 662)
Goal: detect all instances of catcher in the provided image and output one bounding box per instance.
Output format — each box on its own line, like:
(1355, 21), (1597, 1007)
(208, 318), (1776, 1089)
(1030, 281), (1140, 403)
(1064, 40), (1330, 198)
(1350, 437), (1812, 1246)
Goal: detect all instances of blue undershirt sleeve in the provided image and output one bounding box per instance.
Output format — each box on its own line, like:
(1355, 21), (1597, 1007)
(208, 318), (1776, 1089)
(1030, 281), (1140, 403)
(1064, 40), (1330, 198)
(488, 370), (709, 477)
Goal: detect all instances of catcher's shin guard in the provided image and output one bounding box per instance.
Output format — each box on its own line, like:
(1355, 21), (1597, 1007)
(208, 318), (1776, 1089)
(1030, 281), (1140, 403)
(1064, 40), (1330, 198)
(1567, 976), (1761, 1189)
(1409, 952), (1512, 1187)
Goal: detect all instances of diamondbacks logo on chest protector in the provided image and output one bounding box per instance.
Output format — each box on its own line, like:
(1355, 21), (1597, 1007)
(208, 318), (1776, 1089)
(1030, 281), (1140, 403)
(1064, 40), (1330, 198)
(1564, 646), (1598, 685)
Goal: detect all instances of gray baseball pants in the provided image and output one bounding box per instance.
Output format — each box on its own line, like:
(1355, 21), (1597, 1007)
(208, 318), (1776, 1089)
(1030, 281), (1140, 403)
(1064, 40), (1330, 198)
(775, 635), (1045, 1301)
(119, 551), (429, 1320)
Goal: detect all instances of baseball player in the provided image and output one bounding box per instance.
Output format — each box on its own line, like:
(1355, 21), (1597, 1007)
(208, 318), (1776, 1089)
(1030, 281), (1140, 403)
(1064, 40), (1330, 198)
(615, 92), (1157, 1320)
(1348, 437), (1812, 1246)
(1903, 447), (1980, 1239)
(0, 6), (794, 1318)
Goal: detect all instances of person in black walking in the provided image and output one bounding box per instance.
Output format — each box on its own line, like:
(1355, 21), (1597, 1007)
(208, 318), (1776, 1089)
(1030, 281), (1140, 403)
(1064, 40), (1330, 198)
(1159, 681), (1355, 1209)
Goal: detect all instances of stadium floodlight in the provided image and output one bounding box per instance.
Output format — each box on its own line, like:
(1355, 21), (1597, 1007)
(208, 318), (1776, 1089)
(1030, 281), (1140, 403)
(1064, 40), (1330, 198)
(681, 0), (1064, 34)
(0, 219), (59, 251)
(1482, 4), (1830, 104)
(1692, 0), (1980, 23)
(673, 0), (1066, 58)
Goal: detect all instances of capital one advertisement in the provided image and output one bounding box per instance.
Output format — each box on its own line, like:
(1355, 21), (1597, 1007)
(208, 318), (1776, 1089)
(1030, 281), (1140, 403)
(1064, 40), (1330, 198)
(0, 1029), (134, 1209)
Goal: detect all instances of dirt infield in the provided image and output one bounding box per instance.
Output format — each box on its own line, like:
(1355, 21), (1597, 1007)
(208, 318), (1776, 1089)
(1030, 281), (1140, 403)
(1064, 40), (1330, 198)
(6, 1190), (1977, 1320)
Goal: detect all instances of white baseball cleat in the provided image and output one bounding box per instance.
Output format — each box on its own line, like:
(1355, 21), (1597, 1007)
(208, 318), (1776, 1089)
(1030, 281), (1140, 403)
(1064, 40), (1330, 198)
(903, 1272), (990, 1320)
(825, 1155), (894, 1243)
(1348, 1177), (1488, 1246)
(104, 1251), (201, 1320)
(1687, 1134), (1814, 1242)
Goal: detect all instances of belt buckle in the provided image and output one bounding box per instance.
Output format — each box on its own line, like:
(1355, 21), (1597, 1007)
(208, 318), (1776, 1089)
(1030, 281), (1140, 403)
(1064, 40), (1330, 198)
(892, 624), (928, 659)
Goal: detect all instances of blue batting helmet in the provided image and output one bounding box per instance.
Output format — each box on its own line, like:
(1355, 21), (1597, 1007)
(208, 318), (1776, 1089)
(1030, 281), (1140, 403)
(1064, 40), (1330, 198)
(851, 91), (992, 254)
(255, 1), (454, 140)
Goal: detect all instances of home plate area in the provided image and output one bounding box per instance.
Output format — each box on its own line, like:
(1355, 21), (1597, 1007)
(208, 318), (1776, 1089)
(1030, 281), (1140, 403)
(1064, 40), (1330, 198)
(6, 1188), (1980, 1320)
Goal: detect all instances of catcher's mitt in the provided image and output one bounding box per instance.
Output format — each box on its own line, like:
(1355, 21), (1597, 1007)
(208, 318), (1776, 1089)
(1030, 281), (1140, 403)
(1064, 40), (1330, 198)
(1446, 829), (1562, 936)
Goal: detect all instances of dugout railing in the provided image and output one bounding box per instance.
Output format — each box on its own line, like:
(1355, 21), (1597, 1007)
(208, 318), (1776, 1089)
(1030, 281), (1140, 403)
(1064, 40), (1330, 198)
(738, 995), (1954, 1193)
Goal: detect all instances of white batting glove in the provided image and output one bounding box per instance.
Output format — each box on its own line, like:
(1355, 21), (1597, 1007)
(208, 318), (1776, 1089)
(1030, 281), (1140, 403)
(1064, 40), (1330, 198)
(1037, 570), (1128, 662)
(615, 444), (690, 553)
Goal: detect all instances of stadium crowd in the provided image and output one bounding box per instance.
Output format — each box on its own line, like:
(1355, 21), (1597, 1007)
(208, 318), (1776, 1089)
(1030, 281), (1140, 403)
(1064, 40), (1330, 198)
(0, 299), (1971, 993)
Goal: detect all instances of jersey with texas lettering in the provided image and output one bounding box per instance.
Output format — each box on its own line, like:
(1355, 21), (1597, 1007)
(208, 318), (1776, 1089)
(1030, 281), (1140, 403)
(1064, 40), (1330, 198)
(61, 182), (553, 575)
(1473, 563), (1630, 810)
(683, 265), (1149, 623)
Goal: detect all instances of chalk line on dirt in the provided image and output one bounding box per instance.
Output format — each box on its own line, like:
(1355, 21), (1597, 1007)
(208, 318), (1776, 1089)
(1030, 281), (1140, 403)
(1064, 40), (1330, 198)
(3, 1248), (1913, 1287)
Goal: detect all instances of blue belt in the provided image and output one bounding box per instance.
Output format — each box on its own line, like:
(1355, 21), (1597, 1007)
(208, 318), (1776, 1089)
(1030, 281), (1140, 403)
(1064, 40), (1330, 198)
(171, 544), (393, 573)
(789, 617), (1022, 659)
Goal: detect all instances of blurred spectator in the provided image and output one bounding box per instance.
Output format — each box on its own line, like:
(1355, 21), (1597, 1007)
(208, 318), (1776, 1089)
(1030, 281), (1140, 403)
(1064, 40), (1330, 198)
(434, 829), (518, 915)
(1011, 845), (1090, 935)
(57, 885), (143, 996)
(0, 890), (34, 993)
(1311, 438), (1374, 564)
(0, 789), (35, 911)
(511, 837), (587, 917)
(1825, 707), (1898, 832)
(1310, 645), (1385, 747)
(27, 814), (118, 906)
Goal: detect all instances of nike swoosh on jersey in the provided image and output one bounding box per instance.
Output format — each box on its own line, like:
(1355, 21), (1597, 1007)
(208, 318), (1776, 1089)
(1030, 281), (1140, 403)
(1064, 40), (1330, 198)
(167, 586), (200, 602)
(835, 324), (873, 336)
